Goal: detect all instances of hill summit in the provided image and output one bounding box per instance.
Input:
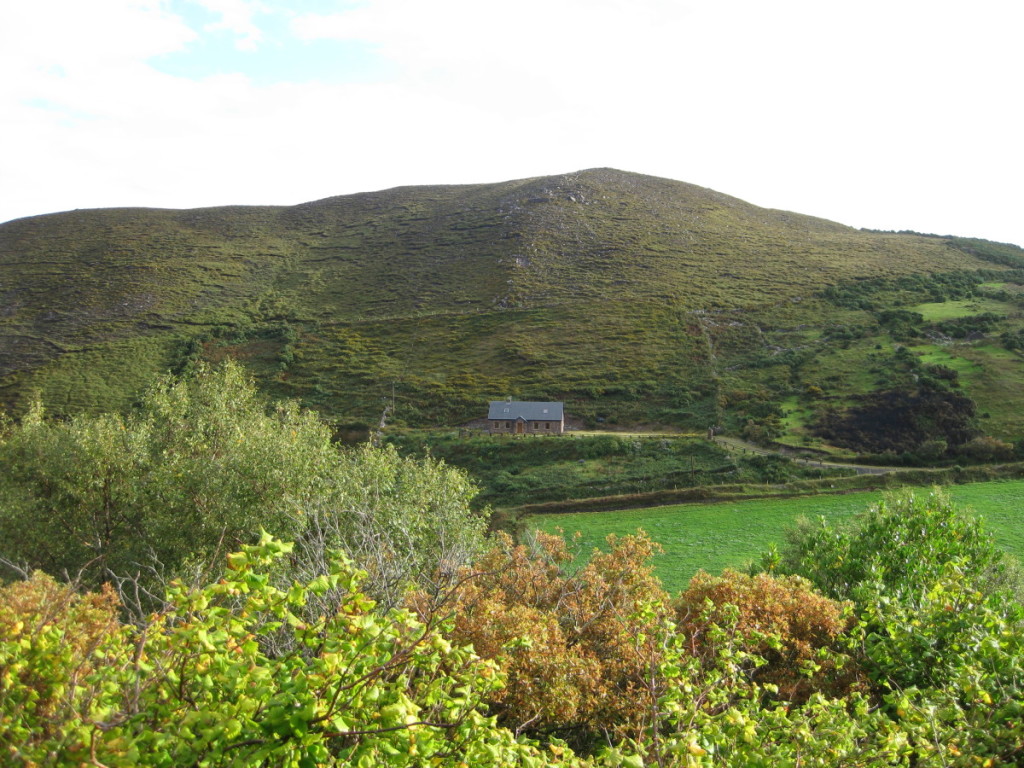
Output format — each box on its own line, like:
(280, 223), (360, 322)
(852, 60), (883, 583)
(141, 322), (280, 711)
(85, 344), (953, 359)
(3, 168), (1024, 449)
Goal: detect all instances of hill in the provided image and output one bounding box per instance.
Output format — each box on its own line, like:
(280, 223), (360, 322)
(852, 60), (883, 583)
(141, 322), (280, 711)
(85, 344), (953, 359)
(3, 168), (1024, 452)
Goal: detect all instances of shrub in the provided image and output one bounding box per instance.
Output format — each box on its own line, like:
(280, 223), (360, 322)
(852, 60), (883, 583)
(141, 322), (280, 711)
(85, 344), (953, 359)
(674, 569), (859, 702)
(960, 435), (1016, 462)
(772, 488), (1014, 601)
(0, 535), (581, 767)
(0, 572), (124, 756)
(416, 531), (668, 748)
(0, 363), (487, 613)
(292, 443), (487, 611)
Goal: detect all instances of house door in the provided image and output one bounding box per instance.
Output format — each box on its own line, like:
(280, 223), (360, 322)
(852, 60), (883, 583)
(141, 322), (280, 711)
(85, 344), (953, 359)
(516, 421), (525, 434)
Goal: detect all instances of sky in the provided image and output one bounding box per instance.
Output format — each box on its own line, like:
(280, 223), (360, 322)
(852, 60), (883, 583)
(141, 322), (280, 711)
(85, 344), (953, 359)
(2, 0), (1022, 246)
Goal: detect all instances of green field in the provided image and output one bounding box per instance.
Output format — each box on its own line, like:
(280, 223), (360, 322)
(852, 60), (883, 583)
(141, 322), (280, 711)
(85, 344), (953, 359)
(529, 479), (1024, 593)
(910, 297), (1015, 320)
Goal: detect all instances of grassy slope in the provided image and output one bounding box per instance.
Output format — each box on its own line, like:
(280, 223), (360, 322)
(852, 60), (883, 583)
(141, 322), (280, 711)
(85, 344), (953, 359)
(384, 430), (851, 510)
(2, 169), (1021, 444)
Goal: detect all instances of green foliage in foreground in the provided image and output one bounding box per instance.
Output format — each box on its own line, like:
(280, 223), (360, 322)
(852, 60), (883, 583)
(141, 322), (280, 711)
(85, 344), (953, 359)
(0, 534), (571, 768)
(4, 493), (1024, 765)
(3, 358), (1024, 764)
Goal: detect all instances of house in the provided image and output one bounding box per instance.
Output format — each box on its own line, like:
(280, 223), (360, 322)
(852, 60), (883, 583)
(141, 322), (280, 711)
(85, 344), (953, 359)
(487, 400), (564, 435)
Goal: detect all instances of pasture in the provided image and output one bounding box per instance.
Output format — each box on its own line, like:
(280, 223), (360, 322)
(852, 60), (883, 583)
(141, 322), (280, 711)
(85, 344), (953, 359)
(529, 479), (1024, 594)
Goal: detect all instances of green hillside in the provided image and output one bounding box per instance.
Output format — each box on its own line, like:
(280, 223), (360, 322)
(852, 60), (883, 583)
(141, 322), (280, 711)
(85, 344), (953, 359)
(3, 168), (1024, 452)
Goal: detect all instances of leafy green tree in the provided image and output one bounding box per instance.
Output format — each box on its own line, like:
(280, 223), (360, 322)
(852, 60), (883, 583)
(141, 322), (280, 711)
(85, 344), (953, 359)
(0, 362), (335, 588)
(0, 401), (155, 583)
(0, 362), (486, 608)
(134, 361), (340, 577)
(291, 442), (487, 611)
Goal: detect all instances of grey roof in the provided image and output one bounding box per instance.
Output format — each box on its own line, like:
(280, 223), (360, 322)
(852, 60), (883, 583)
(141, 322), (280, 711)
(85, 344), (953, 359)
(488, 400), (564, 421)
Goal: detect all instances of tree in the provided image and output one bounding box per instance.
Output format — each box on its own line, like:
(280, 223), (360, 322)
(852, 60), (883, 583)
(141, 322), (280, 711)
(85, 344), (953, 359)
(0, 361), (487, 608)
(290, 442), (487, 611)
(0, 362), (335, 588)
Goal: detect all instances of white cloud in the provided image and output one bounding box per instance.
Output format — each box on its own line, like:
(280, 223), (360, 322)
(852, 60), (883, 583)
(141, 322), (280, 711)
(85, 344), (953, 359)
(186, 0), (267, 50)
(291, 1), (696, 106)
(0, 1), (194, 77)
(1, 0), (1022, 246)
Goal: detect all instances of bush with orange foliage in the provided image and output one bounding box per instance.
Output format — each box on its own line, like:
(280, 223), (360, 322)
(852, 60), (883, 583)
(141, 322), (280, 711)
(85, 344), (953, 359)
(415, 530), (669, 748)
(673, 569), (860, 702)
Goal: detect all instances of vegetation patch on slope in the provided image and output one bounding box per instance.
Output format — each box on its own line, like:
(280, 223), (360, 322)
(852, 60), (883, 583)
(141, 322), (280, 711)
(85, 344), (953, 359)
(3, 170), (1024, 459)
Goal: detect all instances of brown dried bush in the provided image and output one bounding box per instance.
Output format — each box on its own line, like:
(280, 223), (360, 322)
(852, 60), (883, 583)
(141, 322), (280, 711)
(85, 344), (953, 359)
(674, 569), (861, 702)
(412, 530), (669, 747)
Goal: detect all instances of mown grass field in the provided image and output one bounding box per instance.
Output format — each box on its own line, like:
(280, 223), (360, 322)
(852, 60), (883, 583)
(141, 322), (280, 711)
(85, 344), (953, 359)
(910, 297), (1015, 321)
(529, 479), (1024, 594)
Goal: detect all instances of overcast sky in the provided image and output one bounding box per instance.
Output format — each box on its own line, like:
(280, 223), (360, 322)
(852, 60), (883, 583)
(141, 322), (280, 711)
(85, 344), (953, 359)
(2, 0), (1021, 246)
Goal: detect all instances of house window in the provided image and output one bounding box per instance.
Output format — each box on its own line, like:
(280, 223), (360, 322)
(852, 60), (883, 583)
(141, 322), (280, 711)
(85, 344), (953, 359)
(492, 421), (499, 429)
(533, 422), (538, 429)
(505, 421), (511, 429)
(545, 422), (550, 429)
